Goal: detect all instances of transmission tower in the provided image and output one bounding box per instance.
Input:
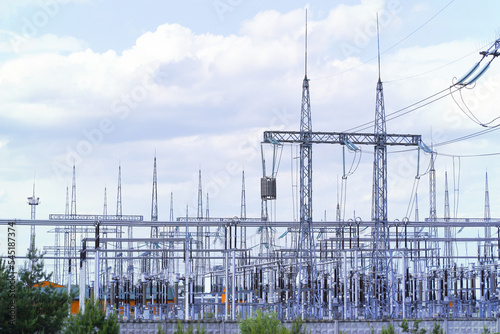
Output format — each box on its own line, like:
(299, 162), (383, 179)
(169, 191), (176, 273)
(115, 165), (123, 278)
(205, 192), (210, 272)
(103, 186), (108, 216)
(151, 156), (159, 223)
(28, 181), (40, 251)
(443, 171), (452, 268)
(103, 186), (109, 286)
(196, 169), (204, 278)
(413, 193), (423, 274)
(484, 172), (492, 260)
(369, 20), (395, 317)
(263, 13), (426, 319)
(151, 156), (159, 274)
(240, 170), (247, 249)
(69, 165), (77, 287)
(428, 152), (439, 267)
(61, 186), (70, 285)
(295, 11), (321, 318)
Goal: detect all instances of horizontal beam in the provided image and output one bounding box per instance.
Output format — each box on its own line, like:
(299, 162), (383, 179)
(49, 214), (143, 221)
(264, 131), (422, 146)
(2, 219), (500, 228)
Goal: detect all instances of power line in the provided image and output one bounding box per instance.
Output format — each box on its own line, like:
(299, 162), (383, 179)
(312, 0), (456, 81)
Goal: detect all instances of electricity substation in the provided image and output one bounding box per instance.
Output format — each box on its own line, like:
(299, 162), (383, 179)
(3, 32), (500, 329)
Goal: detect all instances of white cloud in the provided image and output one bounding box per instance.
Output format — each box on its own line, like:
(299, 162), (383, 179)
(3, 33), (86, 54)
(0, 1), (499, 229)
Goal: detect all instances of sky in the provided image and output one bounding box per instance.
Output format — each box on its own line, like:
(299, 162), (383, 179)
(1, 0), (500, 257)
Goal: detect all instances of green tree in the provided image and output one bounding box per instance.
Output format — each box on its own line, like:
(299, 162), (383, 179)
(239, 310), (288, 334)
(0, 247), (72, 334)
(61, 297), (119, 334)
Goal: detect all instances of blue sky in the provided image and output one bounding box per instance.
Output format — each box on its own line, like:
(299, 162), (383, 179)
(1, 0), (500, 256)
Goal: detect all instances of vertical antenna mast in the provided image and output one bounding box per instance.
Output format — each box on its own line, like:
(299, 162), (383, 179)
(305, 9), (308, 77)
(116, 164), (122, 217)
(103, 186), (108, 216)
(28, 178), (40, 252)
(71, 164), (77, 216)
(377, 13), (381, 81)
(151, 155), (158, 222)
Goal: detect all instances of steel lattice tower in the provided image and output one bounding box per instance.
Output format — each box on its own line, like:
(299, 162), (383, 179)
(115, 165), (124, 277)
(484, 172), (492, 260)
(296, 12), (321, 318)
(369, 20), (394, 317)
(150, 156), (159, 274)
(263, 13), (425, 320)
(196, 169), (204, 278)
(151, 156), (158, 223)
(428, 152), (438, 267)
(371, 76), (388, 266)
(70, 165), (77, 286)
(103, 186), (108, 215)
(443, 171), (452, 268)
(28, 182), (40, 251)
(240, 170), (247, 249)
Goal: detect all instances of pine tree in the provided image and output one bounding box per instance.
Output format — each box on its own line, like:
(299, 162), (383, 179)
(0, 247), (72, 334)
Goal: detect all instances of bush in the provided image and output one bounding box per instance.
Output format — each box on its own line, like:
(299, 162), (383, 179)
(381, 323), (396, 334)
(239, 310), (309, 334)
(173, 320), (205, 334)
(400, 319), (426, 334)
(239, 310), (288, 334)
(61, 297), (119, 334)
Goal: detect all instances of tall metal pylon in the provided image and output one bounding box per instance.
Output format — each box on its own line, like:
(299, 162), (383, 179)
(428, 152), (438, 267)
(206, 193), (209, 219)
(240, 170), (247, 250)
(150, 156), (159, 274)
(484, 172), (492, 260)
(61, 185), (69, 285)
(205, 192), (210, 272)
(115, 165), (124, 277)
(151, 156), (158, 223)
(103, 186), (108, 216)
(71, 165), (77, 217)
(69, 164), (77, 287)
(28, 181), (40, 251)
(263, 13), (426, 319)
(169, 192), (174, 222)
(169, 192), (176, 273)
(117, 165), (122, 216)
(370, 18), (394, 317)
(443, 171), (452, 268)
(196, 169), (204, 278)
(296, 10), (321, 318)
(103, 186), (109, 287)
(413, 193), (423, 274)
